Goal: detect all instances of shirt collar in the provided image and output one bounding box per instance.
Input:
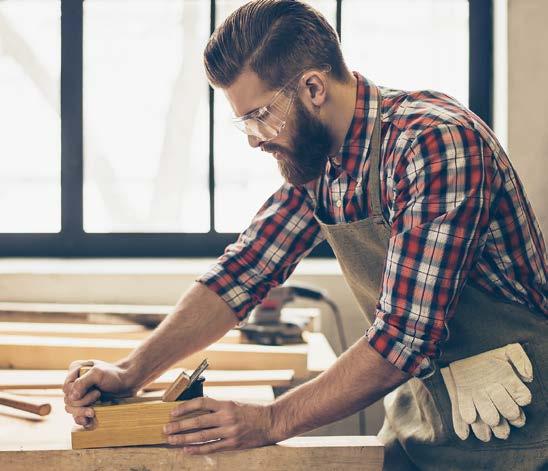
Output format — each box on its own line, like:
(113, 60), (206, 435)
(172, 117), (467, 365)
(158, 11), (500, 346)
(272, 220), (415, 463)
(330, 72), (380, 182)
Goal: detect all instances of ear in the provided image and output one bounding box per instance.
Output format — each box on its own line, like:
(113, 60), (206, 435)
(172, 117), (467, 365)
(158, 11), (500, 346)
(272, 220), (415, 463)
(301, 70), (328, 108)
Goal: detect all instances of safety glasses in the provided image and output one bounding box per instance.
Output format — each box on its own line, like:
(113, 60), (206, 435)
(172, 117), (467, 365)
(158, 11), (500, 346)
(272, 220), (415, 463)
(232, 72), (303, 142)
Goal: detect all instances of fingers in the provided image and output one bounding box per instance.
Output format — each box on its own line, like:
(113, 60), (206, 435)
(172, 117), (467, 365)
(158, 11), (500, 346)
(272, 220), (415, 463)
(182, 438), (237, 455)
(458, 391), (477, 424)
(63, 360), (94, 395)
(504, 377), (532, 406)
(171, 397), (224, 417)
(470, 418), (492, 442)
(64, 403), (95, 418)
(166, 426), (233, 446)
(165, 411), (219, 435)
(70, 367), (104, 402)
(508, 408), (526, 428)
(505, 344), (533, 382)
(441, 367), (469, 440)
(491, 417), (510, 440)
(472, 391), (499, 426)
(486, 383), (520, 421)
(64, 402), (95, 428)
(74, 415), (91, 427)
(453, 410), (470, 441)
(64, 388), (101, 407)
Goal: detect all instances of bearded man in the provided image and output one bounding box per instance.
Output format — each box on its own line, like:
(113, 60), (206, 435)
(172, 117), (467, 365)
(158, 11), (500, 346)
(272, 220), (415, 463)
(64, 1), (547, 469)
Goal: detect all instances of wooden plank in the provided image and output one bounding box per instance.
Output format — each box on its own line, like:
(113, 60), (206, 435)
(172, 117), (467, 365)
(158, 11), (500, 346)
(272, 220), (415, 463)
(0, 322), (151, 339)
(0, 302), (173, 326)
(0, 336), (309, 376)
(71, 399), (208, 449)
(0, 390), (383, 470)
(0, 369), (294, 390)
(0, 303), (318, 333)
(0, 322), (242, 343)
(1, 438), (383, 470)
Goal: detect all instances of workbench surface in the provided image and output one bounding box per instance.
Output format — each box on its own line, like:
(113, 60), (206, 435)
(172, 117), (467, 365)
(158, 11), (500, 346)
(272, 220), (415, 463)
(0, 388), (383, 471)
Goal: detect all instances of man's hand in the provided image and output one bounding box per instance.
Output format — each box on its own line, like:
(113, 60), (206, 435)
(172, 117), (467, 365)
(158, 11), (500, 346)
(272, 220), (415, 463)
(164, 396), (277, 454)
(62, 283), (239, 428)
(63, 359), (136, 427)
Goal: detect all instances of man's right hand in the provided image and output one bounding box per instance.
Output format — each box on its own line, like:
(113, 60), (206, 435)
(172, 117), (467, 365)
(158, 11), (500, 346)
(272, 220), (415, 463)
(63, 359), (137, 427)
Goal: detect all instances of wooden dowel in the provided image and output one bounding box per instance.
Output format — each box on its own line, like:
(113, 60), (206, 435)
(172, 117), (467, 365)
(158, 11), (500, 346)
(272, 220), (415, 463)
(0, 391), (51, 416)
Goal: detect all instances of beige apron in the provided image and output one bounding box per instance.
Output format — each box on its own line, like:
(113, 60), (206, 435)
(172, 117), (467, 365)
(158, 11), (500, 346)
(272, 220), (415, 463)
(313, 85), (548, 470)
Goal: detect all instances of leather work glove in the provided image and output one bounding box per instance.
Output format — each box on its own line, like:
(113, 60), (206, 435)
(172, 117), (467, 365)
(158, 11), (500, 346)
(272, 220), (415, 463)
(441, 343), (532, 442)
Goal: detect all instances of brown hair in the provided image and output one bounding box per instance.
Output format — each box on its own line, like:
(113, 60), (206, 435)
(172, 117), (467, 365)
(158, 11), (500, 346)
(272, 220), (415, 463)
(204, 0), (349, 90)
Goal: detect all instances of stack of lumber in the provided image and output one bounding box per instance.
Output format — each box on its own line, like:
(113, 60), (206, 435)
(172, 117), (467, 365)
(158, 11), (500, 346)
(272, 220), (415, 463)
(0, 302), (339, 397)
(0, 335), (309, 375)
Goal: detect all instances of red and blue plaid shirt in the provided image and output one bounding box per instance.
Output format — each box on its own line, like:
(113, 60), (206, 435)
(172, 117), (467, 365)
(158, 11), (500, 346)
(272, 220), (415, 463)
(199, 72), (548, 377)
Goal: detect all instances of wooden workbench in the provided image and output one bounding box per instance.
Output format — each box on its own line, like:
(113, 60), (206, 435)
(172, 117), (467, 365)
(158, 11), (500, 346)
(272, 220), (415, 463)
(0, 389), (383, 470)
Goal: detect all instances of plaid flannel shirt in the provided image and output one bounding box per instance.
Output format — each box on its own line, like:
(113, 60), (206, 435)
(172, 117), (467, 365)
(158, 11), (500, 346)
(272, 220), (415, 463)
(198, 72), (547, 377)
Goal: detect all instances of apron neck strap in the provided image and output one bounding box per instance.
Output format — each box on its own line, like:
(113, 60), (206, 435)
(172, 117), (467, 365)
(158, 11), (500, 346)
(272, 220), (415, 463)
(368, 87), (383, 216)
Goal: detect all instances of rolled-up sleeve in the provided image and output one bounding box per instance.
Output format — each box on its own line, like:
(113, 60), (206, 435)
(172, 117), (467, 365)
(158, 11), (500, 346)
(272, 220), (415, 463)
(366, 124), (493, 377)
(197, 182), (325, 321)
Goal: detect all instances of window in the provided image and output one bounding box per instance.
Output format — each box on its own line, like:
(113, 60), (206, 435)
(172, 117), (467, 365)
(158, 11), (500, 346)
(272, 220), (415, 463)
(0, 1), (61, 233)
(0, 0), (492, 256)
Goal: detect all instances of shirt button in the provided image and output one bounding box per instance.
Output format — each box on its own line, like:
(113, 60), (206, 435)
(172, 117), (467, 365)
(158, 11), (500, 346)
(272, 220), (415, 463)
(336, 199), (342, 208)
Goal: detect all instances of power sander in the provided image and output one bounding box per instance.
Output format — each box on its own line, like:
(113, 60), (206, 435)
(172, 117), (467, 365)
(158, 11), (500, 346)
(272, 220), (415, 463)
(238, 284), (347, 350)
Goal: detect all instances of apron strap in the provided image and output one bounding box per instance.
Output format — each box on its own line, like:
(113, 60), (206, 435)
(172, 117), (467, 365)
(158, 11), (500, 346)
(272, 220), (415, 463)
(368, 87), (384, 220)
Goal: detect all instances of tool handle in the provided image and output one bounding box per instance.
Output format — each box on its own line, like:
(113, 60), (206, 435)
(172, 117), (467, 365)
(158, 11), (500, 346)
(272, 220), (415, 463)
(79, 366), (92, 377)
(0, 391), (51, 416)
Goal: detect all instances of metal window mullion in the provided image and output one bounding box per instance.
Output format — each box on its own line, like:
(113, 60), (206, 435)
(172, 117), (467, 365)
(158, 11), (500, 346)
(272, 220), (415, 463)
(209, 0), (216, 233)
(60, 0), (84, 249)
(336, 0), (342, 40)
(469, 0), (493, 127)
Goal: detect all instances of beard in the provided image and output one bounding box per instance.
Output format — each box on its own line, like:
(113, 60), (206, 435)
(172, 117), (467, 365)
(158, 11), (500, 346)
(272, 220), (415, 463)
(264, 97), (333, 186)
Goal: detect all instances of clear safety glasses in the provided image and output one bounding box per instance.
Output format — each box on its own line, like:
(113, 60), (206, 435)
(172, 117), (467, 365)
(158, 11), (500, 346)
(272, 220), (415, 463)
(231, 71), (305, 142)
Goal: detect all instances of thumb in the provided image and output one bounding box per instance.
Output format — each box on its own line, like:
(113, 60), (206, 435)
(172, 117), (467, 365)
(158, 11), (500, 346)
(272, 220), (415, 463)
(70, 365), (102, 401)
(505, 344), (533, 382)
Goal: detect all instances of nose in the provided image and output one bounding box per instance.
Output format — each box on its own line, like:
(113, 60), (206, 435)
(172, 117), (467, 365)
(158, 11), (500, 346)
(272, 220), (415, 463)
(247, 134), (263, 149)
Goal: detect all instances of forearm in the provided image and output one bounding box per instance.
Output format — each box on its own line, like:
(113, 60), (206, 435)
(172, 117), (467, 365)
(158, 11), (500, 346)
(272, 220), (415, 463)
(269, 336), (410, 441)
(118, 282), (238, 390)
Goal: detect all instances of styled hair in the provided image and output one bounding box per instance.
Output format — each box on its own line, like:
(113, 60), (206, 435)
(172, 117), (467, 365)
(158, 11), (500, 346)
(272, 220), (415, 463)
(204, 0), (349, 89)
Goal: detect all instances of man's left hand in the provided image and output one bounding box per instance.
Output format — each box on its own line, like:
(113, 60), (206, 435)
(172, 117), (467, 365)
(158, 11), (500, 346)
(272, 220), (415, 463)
(164, 396), (278, 454)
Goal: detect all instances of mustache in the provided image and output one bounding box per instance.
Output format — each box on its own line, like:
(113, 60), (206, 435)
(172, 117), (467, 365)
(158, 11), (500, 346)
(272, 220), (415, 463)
(261, 143), (289, 155)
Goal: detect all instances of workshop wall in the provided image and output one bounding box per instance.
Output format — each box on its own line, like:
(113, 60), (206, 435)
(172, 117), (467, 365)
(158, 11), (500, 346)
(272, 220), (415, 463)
(508, 0), (548, 235)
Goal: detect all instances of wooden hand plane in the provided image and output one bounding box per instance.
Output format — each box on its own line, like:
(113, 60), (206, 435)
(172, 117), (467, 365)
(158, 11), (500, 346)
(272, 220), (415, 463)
(71, 359), (209, 449)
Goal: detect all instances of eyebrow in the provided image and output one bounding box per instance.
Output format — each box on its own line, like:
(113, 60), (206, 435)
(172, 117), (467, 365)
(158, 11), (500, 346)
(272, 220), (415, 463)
(239, 105), (261, 118)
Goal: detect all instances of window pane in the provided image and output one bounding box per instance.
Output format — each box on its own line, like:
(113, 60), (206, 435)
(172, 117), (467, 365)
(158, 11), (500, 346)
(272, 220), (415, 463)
(214, 0), (336, 233)
(342, 0), (469, 106)
(0, 1), (61, 233)
(84, 0), (210, 233)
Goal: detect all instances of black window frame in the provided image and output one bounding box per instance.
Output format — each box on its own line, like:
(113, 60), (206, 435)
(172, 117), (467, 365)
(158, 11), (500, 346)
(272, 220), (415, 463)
(0, 0), (493, 257)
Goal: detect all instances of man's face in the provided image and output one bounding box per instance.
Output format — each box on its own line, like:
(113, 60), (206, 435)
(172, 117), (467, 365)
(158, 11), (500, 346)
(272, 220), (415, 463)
(224, 69), (333, 186)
